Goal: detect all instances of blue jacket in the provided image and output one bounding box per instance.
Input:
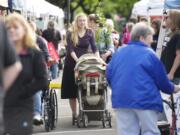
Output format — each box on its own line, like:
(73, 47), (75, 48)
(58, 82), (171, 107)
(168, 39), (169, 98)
(106, 41), (174, 112)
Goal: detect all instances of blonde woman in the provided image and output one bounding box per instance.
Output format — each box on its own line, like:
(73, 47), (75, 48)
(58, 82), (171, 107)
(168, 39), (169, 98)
(4, 13), (48, 135)
(61, 13), (99, 125)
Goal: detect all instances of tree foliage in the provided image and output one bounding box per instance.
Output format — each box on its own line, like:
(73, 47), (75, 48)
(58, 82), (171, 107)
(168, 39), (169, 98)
(46, 0), (138, 19)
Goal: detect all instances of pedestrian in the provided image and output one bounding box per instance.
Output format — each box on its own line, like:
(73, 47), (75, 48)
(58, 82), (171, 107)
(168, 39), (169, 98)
(88, 14), (114, 63)
(121, 22), (134, 45)
(106, 22), (180, 135)
(61, 13), (99, 125)
(29, 21), (50, 125)
(151, 19), (161, 51)
(4, 13), (48, 135)
(30, 21), (50, 62)
(42, 21), (61, 79)
(106, 19), (120, 51)
(129, 17), (137, 24)
(161, 9), (180, 84)
(0, 20), (22, 134)
(140, 17), (148, 23)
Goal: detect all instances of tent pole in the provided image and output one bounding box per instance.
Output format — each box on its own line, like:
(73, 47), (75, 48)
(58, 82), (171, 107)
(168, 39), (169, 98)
(67, 0), (70, 28)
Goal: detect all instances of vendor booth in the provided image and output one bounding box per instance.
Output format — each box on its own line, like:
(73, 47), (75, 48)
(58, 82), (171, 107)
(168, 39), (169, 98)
(0, 0), (8, 8)
(132, 0), (164, 20)
(10, 0), (64, 30)
(0, 0), (8, 18)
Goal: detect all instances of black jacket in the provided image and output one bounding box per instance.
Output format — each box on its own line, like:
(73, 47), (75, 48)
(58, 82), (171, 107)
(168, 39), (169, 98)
(42, 29), (61, 50)
(4, 48), (48, 135)
(36, 35), (50, 62)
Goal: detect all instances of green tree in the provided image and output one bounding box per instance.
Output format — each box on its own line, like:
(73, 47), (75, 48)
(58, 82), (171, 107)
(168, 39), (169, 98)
(46, 0), (138, 20)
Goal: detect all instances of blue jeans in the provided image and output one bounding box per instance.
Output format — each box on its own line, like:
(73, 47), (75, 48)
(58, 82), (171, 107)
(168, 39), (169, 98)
(115, 109), (160, 135)
(34, 91), (42, 115)
(50, 63), (58, 79)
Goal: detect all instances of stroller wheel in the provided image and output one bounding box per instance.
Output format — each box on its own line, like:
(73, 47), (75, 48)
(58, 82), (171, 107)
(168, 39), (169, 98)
(77, 115), (83, 128)
(82, 114), (88, 128)
(102, 112), (112, 128)
(107, 113), (112, 128)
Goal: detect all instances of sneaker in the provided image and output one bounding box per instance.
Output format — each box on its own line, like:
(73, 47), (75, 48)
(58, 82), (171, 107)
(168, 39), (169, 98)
(33, 114), (43, 126)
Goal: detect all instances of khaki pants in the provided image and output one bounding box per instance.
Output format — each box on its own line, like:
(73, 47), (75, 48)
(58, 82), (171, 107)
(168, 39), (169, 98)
(115, 108), (161, 135)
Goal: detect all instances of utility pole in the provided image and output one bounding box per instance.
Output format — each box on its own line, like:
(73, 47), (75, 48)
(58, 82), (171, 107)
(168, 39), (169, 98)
(67, 0), (71, 28)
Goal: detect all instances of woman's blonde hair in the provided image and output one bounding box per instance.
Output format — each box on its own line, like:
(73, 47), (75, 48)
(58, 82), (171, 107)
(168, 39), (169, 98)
(69, 13), (88, 47)
(6, 13), (38, 49)
(169, 9), (180, 32)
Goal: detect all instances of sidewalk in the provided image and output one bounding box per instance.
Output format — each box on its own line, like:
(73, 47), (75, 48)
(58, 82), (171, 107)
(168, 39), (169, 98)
(33, 71), (116, 135)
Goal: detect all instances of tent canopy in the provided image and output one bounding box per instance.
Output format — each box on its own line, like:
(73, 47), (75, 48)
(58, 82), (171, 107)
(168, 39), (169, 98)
(132, 0), (164, 16)
(12, 0), (64, 18)
(164, 0), (180, 9)
(132, 0), (180, 16)
(0, 0), (8, 7)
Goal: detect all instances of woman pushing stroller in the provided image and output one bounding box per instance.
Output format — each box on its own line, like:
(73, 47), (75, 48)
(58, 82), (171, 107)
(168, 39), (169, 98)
(61, 13), (99, 125)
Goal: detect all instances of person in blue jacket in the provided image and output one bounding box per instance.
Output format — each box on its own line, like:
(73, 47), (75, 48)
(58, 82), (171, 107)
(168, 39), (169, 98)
(106, 23), (180, 135)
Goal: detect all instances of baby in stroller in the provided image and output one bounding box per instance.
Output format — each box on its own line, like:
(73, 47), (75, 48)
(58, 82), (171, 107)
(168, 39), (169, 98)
(74, 54), (112, 128)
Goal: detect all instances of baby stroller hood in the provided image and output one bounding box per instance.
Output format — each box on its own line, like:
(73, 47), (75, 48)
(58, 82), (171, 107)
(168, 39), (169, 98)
(74, 54), (106, 83)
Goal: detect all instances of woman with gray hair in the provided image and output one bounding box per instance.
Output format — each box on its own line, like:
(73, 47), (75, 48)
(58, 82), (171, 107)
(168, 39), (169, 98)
(106, 23), (180, 135)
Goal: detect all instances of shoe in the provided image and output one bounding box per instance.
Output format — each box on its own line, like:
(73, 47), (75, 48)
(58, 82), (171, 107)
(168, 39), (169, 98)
(33, 114), (43, 126)
(72, 115), (77, 126)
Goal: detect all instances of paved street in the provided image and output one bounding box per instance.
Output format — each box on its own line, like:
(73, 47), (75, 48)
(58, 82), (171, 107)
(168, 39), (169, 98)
(33, 83), (116, 135)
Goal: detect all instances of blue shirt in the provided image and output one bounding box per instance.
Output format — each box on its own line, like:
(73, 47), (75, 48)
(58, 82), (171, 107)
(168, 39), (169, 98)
(106, 41), (174, 112)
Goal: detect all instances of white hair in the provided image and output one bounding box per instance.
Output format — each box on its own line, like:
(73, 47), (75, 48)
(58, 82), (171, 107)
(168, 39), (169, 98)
(131, 23), (154, 41)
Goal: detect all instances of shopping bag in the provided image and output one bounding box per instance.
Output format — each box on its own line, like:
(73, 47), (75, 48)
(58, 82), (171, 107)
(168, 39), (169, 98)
(47, 42), (60, 66)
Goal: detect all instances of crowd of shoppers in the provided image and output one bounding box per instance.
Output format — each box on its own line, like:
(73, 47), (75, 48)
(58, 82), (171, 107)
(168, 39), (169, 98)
(0, 8), (179, 135)
(107, 22), (180, 135)
(107, 9), (180, 135)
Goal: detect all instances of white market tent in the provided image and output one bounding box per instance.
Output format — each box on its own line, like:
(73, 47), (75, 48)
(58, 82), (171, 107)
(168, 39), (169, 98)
(25, 0), (64, 18)
(132, 0), (164, 16)
(0, 0), (8, 7)
(11, 0), (64, 30)
(12, 0), (64, 18)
